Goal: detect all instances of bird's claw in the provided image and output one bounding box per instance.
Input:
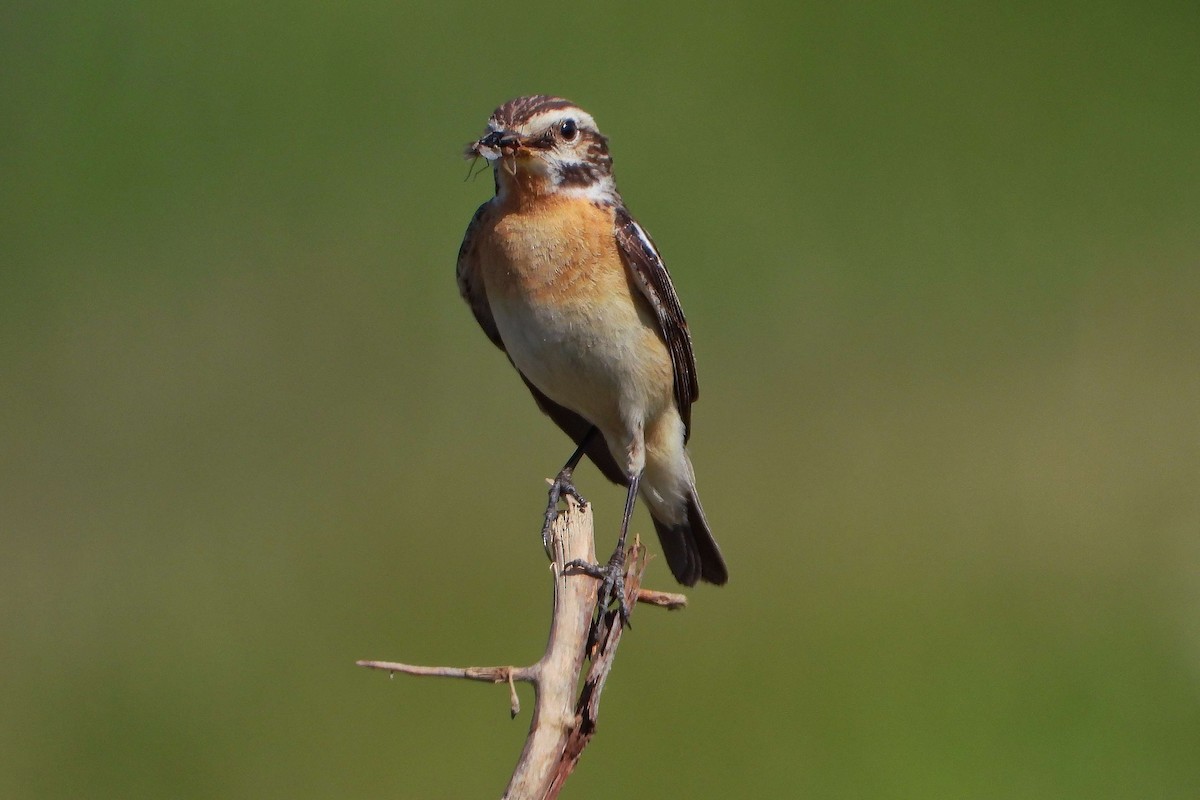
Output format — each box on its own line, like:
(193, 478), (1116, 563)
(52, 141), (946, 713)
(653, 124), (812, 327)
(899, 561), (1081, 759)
(565, 546), (633, 628)
(541, 468), (588, 552)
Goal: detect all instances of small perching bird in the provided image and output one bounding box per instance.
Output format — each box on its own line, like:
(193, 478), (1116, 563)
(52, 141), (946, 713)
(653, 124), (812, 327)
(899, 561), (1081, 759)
(457, 95), (728, 592)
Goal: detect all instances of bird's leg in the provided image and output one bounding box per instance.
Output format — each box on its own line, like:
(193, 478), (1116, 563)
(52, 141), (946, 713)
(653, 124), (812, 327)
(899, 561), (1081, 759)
(541, 427), (598, 551)
(603, 473), (639, 623)
(567, 472), (639, 626)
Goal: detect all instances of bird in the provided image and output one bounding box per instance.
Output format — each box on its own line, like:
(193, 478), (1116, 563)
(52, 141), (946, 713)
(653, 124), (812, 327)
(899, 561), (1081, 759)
(456, 95), (727, 590)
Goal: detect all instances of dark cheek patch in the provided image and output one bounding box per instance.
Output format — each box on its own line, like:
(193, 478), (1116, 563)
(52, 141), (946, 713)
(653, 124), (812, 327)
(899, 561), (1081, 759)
(556, 162), (602, 186)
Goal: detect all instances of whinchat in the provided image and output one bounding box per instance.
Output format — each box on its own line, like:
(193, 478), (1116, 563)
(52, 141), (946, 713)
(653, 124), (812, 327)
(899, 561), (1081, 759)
(457, 95), (727, 588)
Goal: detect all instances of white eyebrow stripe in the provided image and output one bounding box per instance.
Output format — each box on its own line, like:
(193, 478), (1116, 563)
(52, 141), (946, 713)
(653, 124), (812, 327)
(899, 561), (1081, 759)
(521, 108), (598, 134)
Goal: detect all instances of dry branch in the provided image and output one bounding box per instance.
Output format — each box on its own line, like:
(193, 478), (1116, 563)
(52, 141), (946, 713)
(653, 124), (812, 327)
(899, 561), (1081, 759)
(357, 494), (686, 799)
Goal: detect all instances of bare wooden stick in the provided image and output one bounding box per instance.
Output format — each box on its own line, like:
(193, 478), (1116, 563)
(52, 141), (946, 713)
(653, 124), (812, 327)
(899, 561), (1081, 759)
(353, 662), (531, 717)
(502, 495), (600, 799)
(630, 584), (686, 610)
(357, 494), (684, 799)
(545, 536), (649, 794)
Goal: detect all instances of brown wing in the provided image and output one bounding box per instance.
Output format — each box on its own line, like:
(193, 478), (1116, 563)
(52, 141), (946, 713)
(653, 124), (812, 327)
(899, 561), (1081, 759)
(457, 201), (504, 348)
(457, 200), (629, 486)
(613, 205), (700, 440)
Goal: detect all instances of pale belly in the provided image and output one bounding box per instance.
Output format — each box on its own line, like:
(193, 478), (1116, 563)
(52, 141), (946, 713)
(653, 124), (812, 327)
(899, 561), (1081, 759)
(490, 288), (672, 437)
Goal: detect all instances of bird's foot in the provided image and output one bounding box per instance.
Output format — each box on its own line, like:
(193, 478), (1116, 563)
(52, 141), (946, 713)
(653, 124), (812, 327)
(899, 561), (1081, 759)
(566, 543), (632, 628)
(541, 467), (588, 552)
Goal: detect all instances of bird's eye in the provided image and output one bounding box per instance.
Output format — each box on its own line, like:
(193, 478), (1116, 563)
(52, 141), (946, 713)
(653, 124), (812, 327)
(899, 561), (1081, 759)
(559, 119), (578, 141)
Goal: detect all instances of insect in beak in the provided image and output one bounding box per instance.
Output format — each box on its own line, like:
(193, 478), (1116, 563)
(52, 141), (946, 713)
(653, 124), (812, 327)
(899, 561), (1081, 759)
(470, 129), (521, 162)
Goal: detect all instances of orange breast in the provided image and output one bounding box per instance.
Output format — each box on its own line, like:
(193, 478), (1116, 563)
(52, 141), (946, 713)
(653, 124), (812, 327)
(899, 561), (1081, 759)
(481, 196), (632, 309)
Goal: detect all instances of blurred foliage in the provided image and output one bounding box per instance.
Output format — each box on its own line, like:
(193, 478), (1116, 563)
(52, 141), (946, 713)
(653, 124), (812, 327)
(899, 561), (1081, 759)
(2, 1), (1198, 798)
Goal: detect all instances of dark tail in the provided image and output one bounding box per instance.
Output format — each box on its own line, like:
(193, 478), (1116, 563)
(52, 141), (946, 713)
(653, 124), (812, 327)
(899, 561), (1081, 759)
(651, 488), (728, 587)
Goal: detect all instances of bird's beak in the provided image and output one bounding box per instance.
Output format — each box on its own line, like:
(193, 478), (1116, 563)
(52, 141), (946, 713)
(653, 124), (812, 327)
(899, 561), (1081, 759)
(467, 129), (521, 161)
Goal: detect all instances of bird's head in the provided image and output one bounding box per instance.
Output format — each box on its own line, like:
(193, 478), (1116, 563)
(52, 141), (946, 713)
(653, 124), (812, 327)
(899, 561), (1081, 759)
(466, 95), (617, 205)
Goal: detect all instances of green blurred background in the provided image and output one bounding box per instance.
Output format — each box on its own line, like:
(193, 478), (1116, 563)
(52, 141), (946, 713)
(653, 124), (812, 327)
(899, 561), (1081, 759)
(3, 1), (1198, 797)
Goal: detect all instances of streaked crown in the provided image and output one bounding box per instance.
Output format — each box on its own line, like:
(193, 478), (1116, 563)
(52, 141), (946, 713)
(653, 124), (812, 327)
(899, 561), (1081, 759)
(466, 95), (617, 205)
